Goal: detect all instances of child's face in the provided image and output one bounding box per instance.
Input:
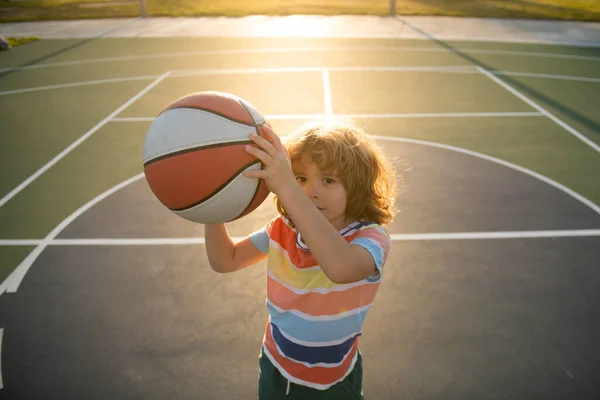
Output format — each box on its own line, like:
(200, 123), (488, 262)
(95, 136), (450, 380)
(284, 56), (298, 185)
(293, 157), (349, 230)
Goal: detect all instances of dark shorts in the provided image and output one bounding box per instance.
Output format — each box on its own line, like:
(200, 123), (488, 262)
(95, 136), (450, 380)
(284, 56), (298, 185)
(258, 347), (364, 400)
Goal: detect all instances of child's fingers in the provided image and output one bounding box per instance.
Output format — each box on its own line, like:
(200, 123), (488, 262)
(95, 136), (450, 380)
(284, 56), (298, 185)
(283, 145), (290, 161)
(245, 142), (272, 165)
(249, 133), (277, 158)
(259, 123), (274, 137)
(258, 124), (285, 153)
(243, 169), (265, 179)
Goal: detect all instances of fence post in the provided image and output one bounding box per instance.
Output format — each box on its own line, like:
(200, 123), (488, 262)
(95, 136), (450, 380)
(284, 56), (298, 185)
(139, 0), (147, 17)
(390, 0), (396, 16)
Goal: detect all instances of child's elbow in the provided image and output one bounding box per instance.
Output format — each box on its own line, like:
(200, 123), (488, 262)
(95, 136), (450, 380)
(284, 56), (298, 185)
(326, 264), (372, 284)
(326, 270), (358, 285)
(329, 275), (359, 285)
(208, 259), (231, 273)
(209, 264), (224, 273)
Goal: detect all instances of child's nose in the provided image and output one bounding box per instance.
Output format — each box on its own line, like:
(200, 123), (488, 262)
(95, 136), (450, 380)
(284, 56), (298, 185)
(304, 181), (320, 198)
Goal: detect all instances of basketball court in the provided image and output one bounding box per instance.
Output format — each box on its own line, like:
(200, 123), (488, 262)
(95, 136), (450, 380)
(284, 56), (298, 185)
(0, 19), (600, 399)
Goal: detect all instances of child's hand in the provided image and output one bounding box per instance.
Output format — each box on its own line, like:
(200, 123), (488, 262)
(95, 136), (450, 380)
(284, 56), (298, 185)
(243, 124), (297, 196)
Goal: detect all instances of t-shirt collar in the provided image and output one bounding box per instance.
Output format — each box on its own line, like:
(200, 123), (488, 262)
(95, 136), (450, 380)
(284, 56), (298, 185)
(295, 220), (370, 251)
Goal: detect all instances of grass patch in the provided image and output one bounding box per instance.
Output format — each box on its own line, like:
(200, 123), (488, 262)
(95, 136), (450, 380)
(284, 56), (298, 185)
(5, 36), (40, 47)
(0, 0), (598, 22)
(0, 0), (141, 22)
(395, 0), (600, 20)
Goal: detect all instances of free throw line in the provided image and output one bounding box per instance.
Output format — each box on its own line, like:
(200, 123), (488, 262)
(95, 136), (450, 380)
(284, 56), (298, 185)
(1, 229), (600, 247)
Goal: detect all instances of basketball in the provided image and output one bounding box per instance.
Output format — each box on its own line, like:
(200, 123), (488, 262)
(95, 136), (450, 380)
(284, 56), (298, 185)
(142, 91), (271, 224)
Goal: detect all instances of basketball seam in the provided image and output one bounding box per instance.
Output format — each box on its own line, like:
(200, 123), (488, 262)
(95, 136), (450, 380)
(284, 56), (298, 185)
(236, 98), (263, 127)
(169, 160), (261, 212)
(143, 140), (253, 167)
(159, 106), (261, 128)
(231, 99), (264, 221)
(234, 172), (265, 221)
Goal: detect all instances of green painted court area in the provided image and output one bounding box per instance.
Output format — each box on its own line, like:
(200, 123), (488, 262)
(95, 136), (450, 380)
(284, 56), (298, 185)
(1, 36), (599, 283)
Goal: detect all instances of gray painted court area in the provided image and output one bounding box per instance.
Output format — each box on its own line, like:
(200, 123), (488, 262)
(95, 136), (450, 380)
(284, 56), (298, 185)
(1, 237), (599, 398)
(58, 140), (600, 240)
(1, 141), (599, 399)
(1, 238), (600, 399)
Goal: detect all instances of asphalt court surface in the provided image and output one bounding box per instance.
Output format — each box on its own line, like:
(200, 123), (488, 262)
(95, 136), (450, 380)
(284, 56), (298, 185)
(0, 35), (599, 399)
(57, 141), (600, 237)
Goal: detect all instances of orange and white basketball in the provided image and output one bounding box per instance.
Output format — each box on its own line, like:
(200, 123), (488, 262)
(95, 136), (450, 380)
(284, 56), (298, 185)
(142, 91), (271, 224)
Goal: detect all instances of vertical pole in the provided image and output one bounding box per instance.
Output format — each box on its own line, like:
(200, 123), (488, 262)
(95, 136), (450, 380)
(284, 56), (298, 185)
(139, 0), (147, 17)
(390, 0), (396, 16)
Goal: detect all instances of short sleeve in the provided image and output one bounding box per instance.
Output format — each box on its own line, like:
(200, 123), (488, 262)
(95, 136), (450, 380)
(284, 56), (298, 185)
(349, 225), (391, 275)
(249, 227), (269, 254)
(248, 218), (277, 254)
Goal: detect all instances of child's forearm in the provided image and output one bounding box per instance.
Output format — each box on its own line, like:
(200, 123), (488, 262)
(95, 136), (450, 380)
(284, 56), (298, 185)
(277, 185), (358, 283)
(204, 224), (235, 273)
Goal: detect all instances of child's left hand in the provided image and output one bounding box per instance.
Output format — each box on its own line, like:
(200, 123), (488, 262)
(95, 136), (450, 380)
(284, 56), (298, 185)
(243, 124), (297, 196)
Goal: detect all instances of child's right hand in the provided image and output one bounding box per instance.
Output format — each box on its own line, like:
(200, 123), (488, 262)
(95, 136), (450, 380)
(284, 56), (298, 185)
(243, 125), (297, 197)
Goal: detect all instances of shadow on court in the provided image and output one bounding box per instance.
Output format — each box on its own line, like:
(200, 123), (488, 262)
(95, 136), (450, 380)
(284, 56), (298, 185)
(397, 17), (600, 144)
(1, 140), (599, 399)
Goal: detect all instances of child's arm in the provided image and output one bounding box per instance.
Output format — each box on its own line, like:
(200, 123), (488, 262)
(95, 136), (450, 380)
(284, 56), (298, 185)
(243, 127), (377, 284)
(277, 185), (376, 284)
(205, 224), (267, 273)
(279, 187), (376, 283)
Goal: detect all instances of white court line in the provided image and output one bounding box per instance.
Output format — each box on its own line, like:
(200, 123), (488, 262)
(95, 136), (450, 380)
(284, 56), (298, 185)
(171, 65), (476, 77)
(0, 174), (144, 295)
(374, 135), (600, 216)
(394, 19), (600, 154)
(464, 48), (600, 62)
(111, 117), (156, 122)
(1, 68), (597, 98)
(0, 49), (472, 73)
(1, 229), (600, 246)
(0, 46), (597, 73)
(477, 67), (600, 154)
(0, 75), (161, 96)
(0, 72), (171, 210)
(0, 47), (361, 72)
(495, 71), (600, 84)
(394, 230), (600, 240)
(413, 35), (600, 49)
(111, 112), (542, 123)
(338, 112), (543, 118)
(322, 69), (333, 118)
(0, 240), (42, 246)
(3, 135), (600, 295)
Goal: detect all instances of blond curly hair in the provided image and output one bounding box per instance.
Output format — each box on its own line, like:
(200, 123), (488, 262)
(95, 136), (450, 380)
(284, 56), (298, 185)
(274, 121), (397, 227)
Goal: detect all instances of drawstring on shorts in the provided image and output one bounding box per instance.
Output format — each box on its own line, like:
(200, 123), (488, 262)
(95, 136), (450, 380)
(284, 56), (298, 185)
(286, 379), (290, 395)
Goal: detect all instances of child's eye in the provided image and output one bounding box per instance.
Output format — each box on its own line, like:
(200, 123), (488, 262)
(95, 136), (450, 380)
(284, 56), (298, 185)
(296, 176), (306, 183)
(323, 178), (336, 184)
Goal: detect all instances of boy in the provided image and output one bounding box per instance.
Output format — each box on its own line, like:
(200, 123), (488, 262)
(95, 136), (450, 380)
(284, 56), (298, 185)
(205, 122), (397, 399)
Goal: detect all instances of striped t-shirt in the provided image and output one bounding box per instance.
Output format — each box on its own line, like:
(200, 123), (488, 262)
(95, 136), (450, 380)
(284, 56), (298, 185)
(250, 216), (391, 390)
